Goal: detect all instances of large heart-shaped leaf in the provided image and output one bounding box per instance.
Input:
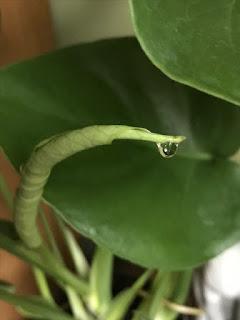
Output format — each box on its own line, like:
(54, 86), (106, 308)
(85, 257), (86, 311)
(0, 38), (240, 270)
(130, 0), (240, 106)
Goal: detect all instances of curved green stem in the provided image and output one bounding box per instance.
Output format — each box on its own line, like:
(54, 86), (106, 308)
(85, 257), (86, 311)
(13, 125), (185, 248)
(33, 267), (55, 304)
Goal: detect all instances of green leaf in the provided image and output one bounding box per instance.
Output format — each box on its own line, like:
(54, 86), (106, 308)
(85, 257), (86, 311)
(0, 220), (89, 296)
(0, 290), (75, 320)
(0, 38), (240, 269)
(130, 0), (240, 106)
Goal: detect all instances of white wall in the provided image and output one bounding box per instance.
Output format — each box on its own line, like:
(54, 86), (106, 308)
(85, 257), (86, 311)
(49, 0), (134, 47)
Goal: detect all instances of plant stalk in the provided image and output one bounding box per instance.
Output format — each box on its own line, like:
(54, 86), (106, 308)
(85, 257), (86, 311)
(13, 125), (184, 248)
(0, 172), (55, 304)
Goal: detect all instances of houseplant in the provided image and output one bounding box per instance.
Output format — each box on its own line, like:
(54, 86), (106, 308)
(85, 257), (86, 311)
(1, 1), (240, 319)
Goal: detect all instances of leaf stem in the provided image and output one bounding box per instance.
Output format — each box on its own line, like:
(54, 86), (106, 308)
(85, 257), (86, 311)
(57, 217), (89, 278)
(13, 125), (185, 249)
(32, 267), (55, 304)
(0, 172), (55, 305)
(156, 270), (193, 320)
(39, 211), (91, 319)
(88, 247), (113, 315)
(39, 207), (62, 260)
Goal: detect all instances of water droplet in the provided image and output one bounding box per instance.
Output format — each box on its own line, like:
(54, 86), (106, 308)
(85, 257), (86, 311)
(157, 142), (178, 158)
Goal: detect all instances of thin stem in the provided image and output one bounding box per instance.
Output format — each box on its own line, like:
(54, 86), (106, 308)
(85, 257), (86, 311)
(57, 217), (89, 278)
(39, 207), (62, 260)
(0, 171), (90, 318)
(33, 267), (55, 304)
(88, 247), (113, 315)
(0, 172), (55, 304)
(156, 270), (193, 320)
(66, 286), (93, 320)
(0, 290), (75, 320)
(38, 245), (89, 296)
(162, 299), (204, 317)
(39, 208), (92, 318)
(105, 270), (152, 320)
(39, 209), (91, 318)
(13, 125), (184, 248)
(148, 272), (177, 319)
(133, 271), (193, 320)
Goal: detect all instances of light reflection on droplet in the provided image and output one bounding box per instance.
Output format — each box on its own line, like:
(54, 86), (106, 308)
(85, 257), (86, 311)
(157, 142), (179, 158)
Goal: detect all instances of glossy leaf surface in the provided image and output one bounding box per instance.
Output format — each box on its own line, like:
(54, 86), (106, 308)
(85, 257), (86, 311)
(0, 38), (240, 269)
(130, 0), (240, 106)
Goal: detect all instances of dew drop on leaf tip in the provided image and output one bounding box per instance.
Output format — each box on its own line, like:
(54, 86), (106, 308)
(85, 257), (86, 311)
(157, 142), (179, 158)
